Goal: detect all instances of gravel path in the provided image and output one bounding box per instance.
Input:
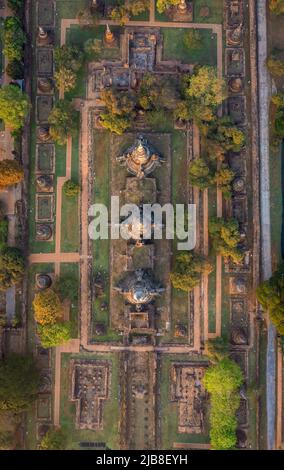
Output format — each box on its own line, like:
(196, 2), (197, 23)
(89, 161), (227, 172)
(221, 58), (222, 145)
(256, 0), (275, 450)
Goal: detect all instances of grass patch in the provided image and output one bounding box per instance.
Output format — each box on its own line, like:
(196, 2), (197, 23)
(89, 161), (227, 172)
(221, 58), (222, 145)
(59, 263), (79, 338)
(162, 28), (217, 66)
(61, 192), (79, 252)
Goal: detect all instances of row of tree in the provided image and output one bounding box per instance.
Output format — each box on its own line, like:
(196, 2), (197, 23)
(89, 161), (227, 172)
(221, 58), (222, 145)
(32, 275), (78, 348)
(1, 1), (26, 80)
(203, 339), (244, 450)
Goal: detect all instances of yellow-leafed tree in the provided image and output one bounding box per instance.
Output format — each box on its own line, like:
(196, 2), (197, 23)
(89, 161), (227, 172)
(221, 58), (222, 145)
(33, 288), (62, 326)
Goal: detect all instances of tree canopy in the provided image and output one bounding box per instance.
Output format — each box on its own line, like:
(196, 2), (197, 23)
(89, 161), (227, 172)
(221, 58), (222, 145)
(37, 322), (72, 348)
(256, 265), (284, 335)
(209, 217), (244, 264)
(33, 288), (62, 326)
(38, 428), (67, 450)
(48, 100), (78, 145)
(170, 251), (213, 292)
(0, 247), (25, 290)
(267, 57), (284, 77)
(0, 159), (24, 189)
(63, 180), (80, 197)
(269, 0), (284, 15)
(0, 354), (40, 412)
(203, 357), (243, 450)
(100, 89), (135, 134)
(156, 0), (179, 14)
(188, 158), (213, 190)
(1, 16), (26, 62)
(0, 85), (30, 130)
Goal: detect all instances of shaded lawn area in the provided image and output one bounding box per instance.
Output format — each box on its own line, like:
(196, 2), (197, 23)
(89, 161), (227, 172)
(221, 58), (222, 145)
(194, 0), (223, 24)
(59, 263), (79, 338)
(61, 192), (79, 253)
(91, 131), (120, 342)
(207, 186), (217, 334)
(162, 28), (217, 66)
(160, 354), (210, 449)
(170, 130), (189, 343)
(60, 352), (120, 449)
(56, 0), (89, 19)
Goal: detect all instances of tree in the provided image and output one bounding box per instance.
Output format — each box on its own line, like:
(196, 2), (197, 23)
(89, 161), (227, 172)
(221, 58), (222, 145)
(0, 159), (24, 189)
(54, 45), (82, 72)
(271, 92), (284, 108)
(7, 0), (24, 14)
(6, 59), (24, 79)
(33, 288), (62, 326)
(48, 100), (78, 145)
(267, 57), (284, 77)
(170, 251), (213, 292)
(0, 218), (9, 252)
(209, 217), (244, 264)
(188, 158), (213, 190)
(84, 38), (102, 59)
(269, 0), (284, 15)
(204, 116), (245, 156)
(38, 428), (67, 450)
(37, 322), (72, 348)
(275, 108), (284, 137)
(54, 45), (83, 92)
(183, 30), (203, 50)
(184, 66), (225, 108)
(99, 89), (135, 134)
(53, 275), (78, 302)
(0, 354), (40, 412)
(206, 337), (229, 363)
(0, 431), (14, 450)
(0, 247), (25, 290)
(138, 73), (159, 111)
(0, 85), (30, 130)
(213, 164), (235, 200)
(156, 0), (179, 14)
(99, 113), (131, 135)
(203, 358), (243, 450)
(1, 16), (26, 61)
(63, 180), (80, 197)
(54, 67), (77, 93)
(256, 265), (284, 335)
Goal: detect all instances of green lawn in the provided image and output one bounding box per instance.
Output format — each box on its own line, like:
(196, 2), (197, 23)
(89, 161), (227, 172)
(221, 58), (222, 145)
(59, 263), (79, 338)
(162, 28), (217, 66)
(61, 192), (80, 252)
(170, 130), (189, 343)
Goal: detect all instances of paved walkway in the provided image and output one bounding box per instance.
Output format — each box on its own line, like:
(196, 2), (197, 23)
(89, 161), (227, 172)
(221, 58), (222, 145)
(256, 0), (275, 450)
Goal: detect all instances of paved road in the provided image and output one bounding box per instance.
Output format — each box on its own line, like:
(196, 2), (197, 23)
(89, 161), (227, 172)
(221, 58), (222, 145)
(256, 0), (275, 450)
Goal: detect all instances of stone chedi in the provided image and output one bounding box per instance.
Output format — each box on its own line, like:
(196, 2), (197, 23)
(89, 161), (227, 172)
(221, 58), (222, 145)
(38, 26), (50, 46)
(105, 24), (115, 45)
(36, 274), (52, 290)
(36, 224), (52, 241)
(115, 269), (164, 311)
(36, 175), (53, 192)
(117, 136), (165, 178)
